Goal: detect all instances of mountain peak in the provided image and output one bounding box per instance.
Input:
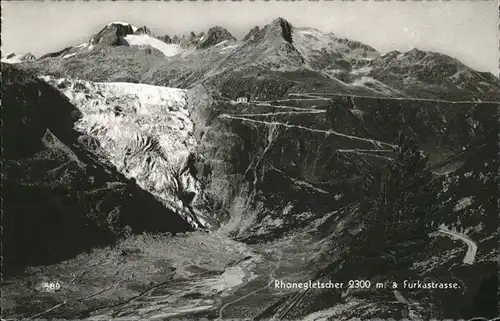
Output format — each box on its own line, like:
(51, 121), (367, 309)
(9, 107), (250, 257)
(90, 22), (137, 47)
(107, 22), (138, 32)
(266, 17), (294, 43)
(272, 17), (292, 27)
(159, 34), (173, 44)
(405, 48), (429, 60)
(134, 26), (153, 36)
(197, 26), (236, 49)
(243, 26), (260, 42)
(178, 32), (199, 48)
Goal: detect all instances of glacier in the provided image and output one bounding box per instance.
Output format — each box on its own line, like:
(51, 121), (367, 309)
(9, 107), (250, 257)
(40, 76), (209, 228)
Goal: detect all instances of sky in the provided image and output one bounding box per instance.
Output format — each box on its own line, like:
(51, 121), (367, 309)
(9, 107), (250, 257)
(2, 1), (498, 74)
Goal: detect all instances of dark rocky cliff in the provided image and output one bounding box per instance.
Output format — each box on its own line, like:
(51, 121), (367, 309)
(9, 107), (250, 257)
(89, 22), (135, 48)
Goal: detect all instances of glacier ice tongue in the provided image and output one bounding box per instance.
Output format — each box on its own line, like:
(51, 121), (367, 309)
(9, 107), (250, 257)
(40, 76), (208, 228)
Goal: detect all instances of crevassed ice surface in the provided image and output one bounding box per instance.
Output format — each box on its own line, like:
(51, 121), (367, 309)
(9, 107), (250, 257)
(40, 76), (208, 228)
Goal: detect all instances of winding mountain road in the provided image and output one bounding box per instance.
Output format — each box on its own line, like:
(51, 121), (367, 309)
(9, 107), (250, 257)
(287, 92), (499, 104)
(438, 228), (477, 265)
(389, 228), (478, 319)
(219, 114), (395, 148)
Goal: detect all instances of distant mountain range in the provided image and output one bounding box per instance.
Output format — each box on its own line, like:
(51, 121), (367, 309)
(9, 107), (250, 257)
(7, 18), (499, 101)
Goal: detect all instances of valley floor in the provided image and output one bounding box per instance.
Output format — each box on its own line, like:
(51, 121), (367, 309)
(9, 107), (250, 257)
(1, 228), (327, 320)
(2, 208), (493, 320)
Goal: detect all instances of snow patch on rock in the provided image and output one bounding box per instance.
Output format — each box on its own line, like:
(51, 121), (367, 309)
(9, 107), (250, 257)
(293, 27), (379, 62)
(221, 44), (240, 51)
(124, 34), (181, 57)
(350, 76), (401, 96)
(333, 194), (343, 201)
(1, 57), (22, 64)
(1, 52), (35, 64)
(109, 21), (138, 32)
(351, 65), (373, 75)
(453, 197), (474, 212)
(62, 53), (77, 59)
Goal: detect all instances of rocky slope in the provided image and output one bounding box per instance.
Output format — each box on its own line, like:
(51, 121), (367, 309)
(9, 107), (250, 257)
(366, 48), (500, 101)
(278, 128), (498, 320)
(1, 63), (192, 275)
(186, 86), (497, 241)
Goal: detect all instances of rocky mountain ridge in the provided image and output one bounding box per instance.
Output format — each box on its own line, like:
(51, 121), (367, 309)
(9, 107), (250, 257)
(15, 18), (500, 101)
